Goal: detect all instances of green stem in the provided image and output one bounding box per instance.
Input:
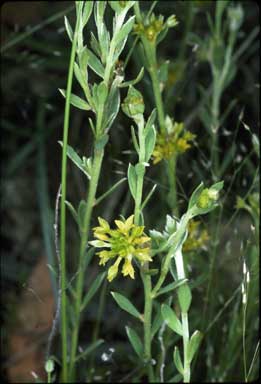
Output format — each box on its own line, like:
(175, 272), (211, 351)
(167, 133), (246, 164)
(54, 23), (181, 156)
(60, 11), (80, 382)
(175, 248), (190, 383)
(167, 156), (179, 215)
(68, 147), (104, 380)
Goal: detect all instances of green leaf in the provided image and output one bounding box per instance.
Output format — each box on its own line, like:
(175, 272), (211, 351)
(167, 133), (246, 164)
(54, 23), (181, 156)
(156, 279), (188, 298)
(177, 284), (192, 313)
(74, 62), (87, 92)
(64, 16), (73, 42)
(75, 339), (104, 363)
(161, 304), (183, 336)
(145, 125), (156, 162)
(95, 134), (109, 150)
(96, 82), (108, 105)
(151, 305), (163, 339)
(188, 182), (204, 210)
(86, 48), (105, 78)
(127, 163), (137, 199)
(59, 89), (91, 111)
(141, 184), (157, 211)
(111, 291), (142, 320)
(78, 200), (87, 230)
(173, 346), (184, 375)
(187, 330), (203, 363)
(125, 326), (143, 358)
(119, 67), (144, 88)
(81, 272), (106, 311)
(114, 16), (135, 47)
(104, 84), (120, 130)
(65, 200), (78, 224)
(131, 125), (140, 153)
(58, 142), (91, 179)
(82, 1), (93, 26)
(144, 109), (157, 137)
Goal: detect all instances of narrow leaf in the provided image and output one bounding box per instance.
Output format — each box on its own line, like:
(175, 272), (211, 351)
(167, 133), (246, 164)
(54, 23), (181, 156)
(125, 326), (143, 358)
(127, 163), (137, 199)
(75, 339), (104, 363)
(145, 125), (156, 162)
(119, 67), (144, 88)
(64, 16), (73, 42)
(187, 330), (203, 363)
(173, 346), (184, 375)
(156, 279), (188, 298)
(111, 291), (142, 320)
(86, 48), (105, 78)
(81, 272), (106, 311)
(114, 16), (135, 47)
(59, 89), (91, 111)
(161, 304), (183, 336)
(65, 200), (78, 224)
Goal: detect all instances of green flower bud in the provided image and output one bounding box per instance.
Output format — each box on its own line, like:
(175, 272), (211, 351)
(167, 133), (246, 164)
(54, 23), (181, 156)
(166, 15), (178, 28)
(145, 26), (156, 41)
(228, 5), (243, 32)
(45, 359), (54, 373)
(197, 189), (212, 209)
(122, 86), (145, 118)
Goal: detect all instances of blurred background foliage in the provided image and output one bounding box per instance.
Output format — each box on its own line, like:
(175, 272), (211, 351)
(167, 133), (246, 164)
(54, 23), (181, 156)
(1, 1), (259, 382)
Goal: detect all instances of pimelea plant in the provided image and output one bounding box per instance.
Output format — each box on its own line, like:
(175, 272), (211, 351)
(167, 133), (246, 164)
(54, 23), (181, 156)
(42, 1), (259, 383)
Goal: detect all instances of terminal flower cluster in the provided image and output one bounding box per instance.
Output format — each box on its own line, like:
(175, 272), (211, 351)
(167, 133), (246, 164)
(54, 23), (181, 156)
(153, 118), (196, 164)
(89, 215), (151, 282)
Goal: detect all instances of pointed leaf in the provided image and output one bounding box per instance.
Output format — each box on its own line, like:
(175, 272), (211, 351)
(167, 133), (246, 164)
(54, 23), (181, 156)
(75, 339), (104, 363)
(161, 304), (183, 336)
(114, 16), (135, 47)
(156, 279), (188, 298)
(111, 291), (142, 320)
(82, 1), (93, 26)
(119, 67), (144, 88)
(59, 89), (91, 111)
(173, 346), (184, 375)
(81, 272), (106, 311)
(187, 330), (203, 363)
(65, 200), (78, 224)
(64, 16), (73, 42)
(125, 326), (143, 358)
(86, 48), (105, 78)
(145, 125), (156, 162)
(127, 163), (137, 199)
(177, 283), (192, 313)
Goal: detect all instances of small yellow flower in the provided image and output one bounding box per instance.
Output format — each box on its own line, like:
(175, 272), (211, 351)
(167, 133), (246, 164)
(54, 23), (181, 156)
(89, 215), (151, 282)
(152, 120), (196, 164)
(183, 220), (209, 252)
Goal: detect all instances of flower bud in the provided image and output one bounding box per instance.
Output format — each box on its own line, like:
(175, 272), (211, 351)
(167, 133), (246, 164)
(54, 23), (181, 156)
(166, 15), (178, 28)
(145, 26), (156, 41)
(228, 5), (243, 32)
(45, 359), (54, 373)
(122, 86), (145, 118)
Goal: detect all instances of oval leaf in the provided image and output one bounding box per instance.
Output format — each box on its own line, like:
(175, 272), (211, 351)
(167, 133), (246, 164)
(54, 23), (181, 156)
(173, 346), (184, 375)
(187, 330), (203, 363)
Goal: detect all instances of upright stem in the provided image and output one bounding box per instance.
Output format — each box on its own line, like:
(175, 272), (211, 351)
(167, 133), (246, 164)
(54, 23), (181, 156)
(60, 13), (80, 383)
(133, 117), (154, 382)
(69, 147), (104, 380)
(175, 248), (190, 383)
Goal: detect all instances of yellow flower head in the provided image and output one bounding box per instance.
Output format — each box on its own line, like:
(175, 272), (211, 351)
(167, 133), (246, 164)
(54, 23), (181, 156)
(89, 215), (151, 282)
(183, 220), (209, 252)
(152, 119), (196, 164)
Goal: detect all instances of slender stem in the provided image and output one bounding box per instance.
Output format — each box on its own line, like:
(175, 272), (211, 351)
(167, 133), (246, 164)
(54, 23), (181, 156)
(68, 147), (104, 380)
(60, 11), (80, 382)
(166, 156), (179, 216)
(175, 248), (190, 383)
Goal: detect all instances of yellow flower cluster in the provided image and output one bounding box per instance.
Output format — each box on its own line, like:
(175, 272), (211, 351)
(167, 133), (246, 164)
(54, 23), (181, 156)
(183, 220), (209, 252)
(152, 121), (196, 164)
(133, 13), (178, 43)
(89, 215), (151, 282)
